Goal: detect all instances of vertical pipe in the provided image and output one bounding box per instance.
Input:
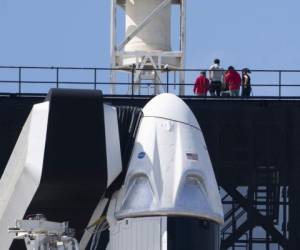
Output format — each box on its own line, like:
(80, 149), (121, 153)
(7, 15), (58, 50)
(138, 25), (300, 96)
(249, 228), (253, 250)
(279, 71), (282, 98)
(179, 0), (186, 96)
(248, 181), (254, 250)
(282, 186), (287, 238)
(266, 165), (270, 250)
(110, 0), (117, 94)
(232, 200), (236, 250)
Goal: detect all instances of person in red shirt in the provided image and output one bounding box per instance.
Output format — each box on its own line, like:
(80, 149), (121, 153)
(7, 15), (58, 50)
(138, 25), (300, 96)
(194, 71), (209, 96)
(224, 66), (241, 96)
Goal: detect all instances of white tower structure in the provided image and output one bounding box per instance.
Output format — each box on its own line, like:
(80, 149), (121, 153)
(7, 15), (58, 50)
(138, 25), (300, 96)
(110, 0), (186, 95)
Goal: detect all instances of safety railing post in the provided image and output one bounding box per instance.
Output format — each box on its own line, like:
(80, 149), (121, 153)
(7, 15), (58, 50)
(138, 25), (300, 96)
(279, 71), (282, 98)
(94, 68), (97, 90)
(131, 64), (136, 96)
(18, 67), (22, 95)
(56, 68), (59, 88)
(166, 68), (169, 93)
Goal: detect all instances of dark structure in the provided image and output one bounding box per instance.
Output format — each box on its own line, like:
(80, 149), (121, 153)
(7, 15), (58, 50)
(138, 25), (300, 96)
(0, 95), (299, 250)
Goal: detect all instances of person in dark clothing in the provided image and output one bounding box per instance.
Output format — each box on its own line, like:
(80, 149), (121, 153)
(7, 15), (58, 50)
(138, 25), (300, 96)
(241, 68), (251, 97)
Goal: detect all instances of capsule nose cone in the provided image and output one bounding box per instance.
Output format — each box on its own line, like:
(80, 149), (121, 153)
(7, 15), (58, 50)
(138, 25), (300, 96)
(142, 93), (200, 129)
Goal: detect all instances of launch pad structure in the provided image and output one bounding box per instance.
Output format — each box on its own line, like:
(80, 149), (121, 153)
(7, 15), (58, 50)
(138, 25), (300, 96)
(104, 5), (297, 248)
(0, 94), (299, 250)
(0, 0), (300, 250)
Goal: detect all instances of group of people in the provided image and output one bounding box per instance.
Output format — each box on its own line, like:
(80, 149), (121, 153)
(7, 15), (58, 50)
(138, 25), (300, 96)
(193, 59), (252, 97)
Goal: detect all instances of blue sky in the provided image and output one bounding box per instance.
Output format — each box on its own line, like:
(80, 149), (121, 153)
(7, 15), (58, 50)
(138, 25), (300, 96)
(1, 0), (300, 95)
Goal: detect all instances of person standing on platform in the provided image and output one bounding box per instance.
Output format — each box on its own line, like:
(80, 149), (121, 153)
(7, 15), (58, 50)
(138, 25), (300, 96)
(208, 59), (224, 97)
(241, 68), (252, 97)
(224, 66), (241, 97)
(194, 71), (210, 96)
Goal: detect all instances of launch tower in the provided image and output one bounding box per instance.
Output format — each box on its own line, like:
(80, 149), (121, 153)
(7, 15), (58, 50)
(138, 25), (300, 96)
(110, 0), (186, 95)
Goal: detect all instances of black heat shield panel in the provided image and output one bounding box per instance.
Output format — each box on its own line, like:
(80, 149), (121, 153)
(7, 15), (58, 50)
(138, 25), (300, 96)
(11, 89), (108, 249)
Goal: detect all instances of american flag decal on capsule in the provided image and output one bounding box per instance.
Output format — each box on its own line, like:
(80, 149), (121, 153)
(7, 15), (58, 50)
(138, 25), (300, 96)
(186, 153), (198, 161)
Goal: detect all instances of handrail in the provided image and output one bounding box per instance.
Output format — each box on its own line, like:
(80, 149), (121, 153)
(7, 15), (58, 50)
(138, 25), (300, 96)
(1, 66), (300, 97)
(2, 65), (300, 72)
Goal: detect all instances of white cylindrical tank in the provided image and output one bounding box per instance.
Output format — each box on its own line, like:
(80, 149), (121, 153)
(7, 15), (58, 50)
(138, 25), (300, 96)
(125, 0), (171, 52)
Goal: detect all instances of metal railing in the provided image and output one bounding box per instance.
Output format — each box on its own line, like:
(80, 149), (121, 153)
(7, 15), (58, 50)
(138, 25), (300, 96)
(1, 65), (300, 97)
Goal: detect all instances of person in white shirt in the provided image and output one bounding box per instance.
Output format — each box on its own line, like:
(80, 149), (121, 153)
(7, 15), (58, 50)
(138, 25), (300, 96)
(208, 59), (224, 96)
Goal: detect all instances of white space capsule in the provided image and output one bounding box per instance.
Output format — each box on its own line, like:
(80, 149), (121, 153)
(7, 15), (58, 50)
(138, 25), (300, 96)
(115, 93), (224, 224)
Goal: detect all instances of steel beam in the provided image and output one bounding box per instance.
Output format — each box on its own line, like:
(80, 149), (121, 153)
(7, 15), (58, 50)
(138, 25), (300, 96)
(223, 186), (288, 249)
